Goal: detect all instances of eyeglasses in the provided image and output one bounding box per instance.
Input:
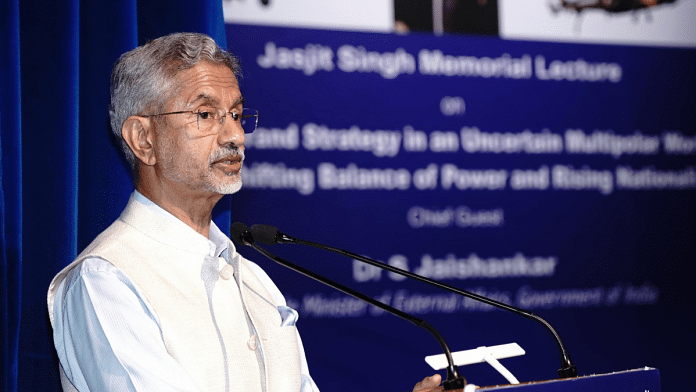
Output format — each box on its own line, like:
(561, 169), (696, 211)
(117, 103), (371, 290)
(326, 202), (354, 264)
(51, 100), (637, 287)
(140, 107), (259, 134)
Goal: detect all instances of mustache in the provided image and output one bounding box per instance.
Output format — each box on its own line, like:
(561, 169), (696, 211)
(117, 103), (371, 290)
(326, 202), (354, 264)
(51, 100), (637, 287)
(208, 146), (244, 164)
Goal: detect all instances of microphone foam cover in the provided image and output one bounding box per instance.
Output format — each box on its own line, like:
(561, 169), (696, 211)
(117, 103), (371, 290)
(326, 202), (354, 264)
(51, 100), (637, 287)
(250, 224), (280, 245)
(230, 222), (251, 246)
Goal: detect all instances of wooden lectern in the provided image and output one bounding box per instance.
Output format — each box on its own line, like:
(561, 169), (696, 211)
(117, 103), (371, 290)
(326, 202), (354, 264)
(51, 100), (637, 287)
(421, 368), (660, 392)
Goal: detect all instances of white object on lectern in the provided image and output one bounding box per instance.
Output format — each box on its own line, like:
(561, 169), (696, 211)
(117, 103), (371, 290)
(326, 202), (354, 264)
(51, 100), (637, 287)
(424, 343), (525, 385)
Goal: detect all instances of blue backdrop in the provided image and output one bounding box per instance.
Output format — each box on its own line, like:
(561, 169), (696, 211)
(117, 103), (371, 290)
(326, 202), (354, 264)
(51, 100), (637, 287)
(1, 0), (694, 391)
(226, 24), (695, 391)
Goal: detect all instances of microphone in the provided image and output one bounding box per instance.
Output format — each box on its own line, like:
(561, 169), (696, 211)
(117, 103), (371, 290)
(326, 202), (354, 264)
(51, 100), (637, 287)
(230, 222), (467, 391)
(231, 222), (254, 245)
(249, 224), (578, 379)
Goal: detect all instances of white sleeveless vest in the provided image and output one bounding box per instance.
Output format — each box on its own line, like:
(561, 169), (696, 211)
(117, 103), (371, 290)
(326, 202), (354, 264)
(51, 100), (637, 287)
(48, 197), (302, 392)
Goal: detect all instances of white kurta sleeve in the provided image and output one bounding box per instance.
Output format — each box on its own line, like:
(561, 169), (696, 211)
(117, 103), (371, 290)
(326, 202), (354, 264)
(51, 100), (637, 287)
(53, 257), (202, 391)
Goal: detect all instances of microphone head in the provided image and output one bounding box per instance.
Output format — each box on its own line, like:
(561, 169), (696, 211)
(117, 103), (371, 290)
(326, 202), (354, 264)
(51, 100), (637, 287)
(250, 224), (281, 245)
(230, 222), (253, 246)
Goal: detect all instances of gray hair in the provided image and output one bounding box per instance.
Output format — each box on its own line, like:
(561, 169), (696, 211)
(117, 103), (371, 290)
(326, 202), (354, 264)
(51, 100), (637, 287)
(109, 32), (241, 170)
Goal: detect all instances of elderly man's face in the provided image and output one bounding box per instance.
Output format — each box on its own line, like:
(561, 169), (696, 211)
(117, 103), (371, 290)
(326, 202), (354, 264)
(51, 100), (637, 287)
(154, 62), (246, 196)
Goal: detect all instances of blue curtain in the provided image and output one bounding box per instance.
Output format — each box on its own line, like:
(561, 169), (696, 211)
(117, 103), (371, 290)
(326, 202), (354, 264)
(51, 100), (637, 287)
(0, 1), (228, 390)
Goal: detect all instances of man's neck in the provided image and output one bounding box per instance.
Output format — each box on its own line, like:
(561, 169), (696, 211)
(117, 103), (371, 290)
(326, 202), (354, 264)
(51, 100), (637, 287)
(136, 183), (222, 238)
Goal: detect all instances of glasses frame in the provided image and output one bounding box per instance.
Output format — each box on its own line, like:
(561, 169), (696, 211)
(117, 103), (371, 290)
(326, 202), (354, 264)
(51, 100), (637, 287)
(140, 107), (259, 134)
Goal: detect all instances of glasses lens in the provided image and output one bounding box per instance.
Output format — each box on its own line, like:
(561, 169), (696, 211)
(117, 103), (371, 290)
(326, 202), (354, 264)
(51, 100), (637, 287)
(240, 108), (259, 134)
(196, 108), (220, 134)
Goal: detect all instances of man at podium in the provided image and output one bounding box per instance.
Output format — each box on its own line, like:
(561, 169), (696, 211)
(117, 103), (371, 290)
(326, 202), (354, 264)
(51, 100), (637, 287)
(47, 32), (441, 392)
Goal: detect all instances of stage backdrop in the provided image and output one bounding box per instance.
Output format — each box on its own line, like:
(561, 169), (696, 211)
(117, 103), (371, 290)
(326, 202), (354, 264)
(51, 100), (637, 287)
(224, 22), (695, 391)
(2, 0), (694, 391)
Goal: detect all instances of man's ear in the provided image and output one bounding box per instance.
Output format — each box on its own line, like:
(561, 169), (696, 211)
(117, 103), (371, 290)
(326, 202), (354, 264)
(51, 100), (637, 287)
(122, 116), (156, 166)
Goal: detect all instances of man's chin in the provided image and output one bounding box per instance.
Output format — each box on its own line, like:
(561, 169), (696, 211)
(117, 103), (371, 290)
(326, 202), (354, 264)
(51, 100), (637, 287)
(206, 171), (243, 195)
(213, 181), (243, 195)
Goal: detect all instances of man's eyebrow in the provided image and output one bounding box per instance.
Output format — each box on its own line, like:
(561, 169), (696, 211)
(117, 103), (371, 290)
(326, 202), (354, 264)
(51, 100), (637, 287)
(189, 93), (219, 106)
(189, 94), (244, 109)
(231, 96), (245, 108)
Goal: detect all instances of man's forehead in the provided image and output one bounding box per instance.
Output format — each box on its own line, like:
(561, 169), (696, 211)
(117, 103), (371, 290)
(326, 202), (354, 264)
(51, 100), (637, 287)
(174, 62), (241, 106)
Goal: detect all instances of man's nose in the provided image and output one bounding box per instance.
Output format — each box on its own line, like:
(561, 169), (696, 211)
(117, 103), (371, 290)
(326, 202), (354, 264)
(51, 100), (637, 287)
(218, 113), (245, 147)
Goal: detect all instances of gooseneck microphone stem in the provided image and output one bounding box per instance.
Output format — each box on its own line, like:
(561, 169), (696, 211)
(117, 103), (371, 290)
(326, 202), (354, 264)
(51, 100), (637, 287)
(231, 223), (466, 390)
(256, 225), (577, 379)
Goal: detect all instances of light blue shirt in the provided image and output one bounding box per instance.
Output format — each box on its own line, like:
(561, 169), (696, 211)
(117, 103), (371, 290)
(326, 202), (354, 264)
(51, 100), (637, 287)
(52, 191), (319, 391)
